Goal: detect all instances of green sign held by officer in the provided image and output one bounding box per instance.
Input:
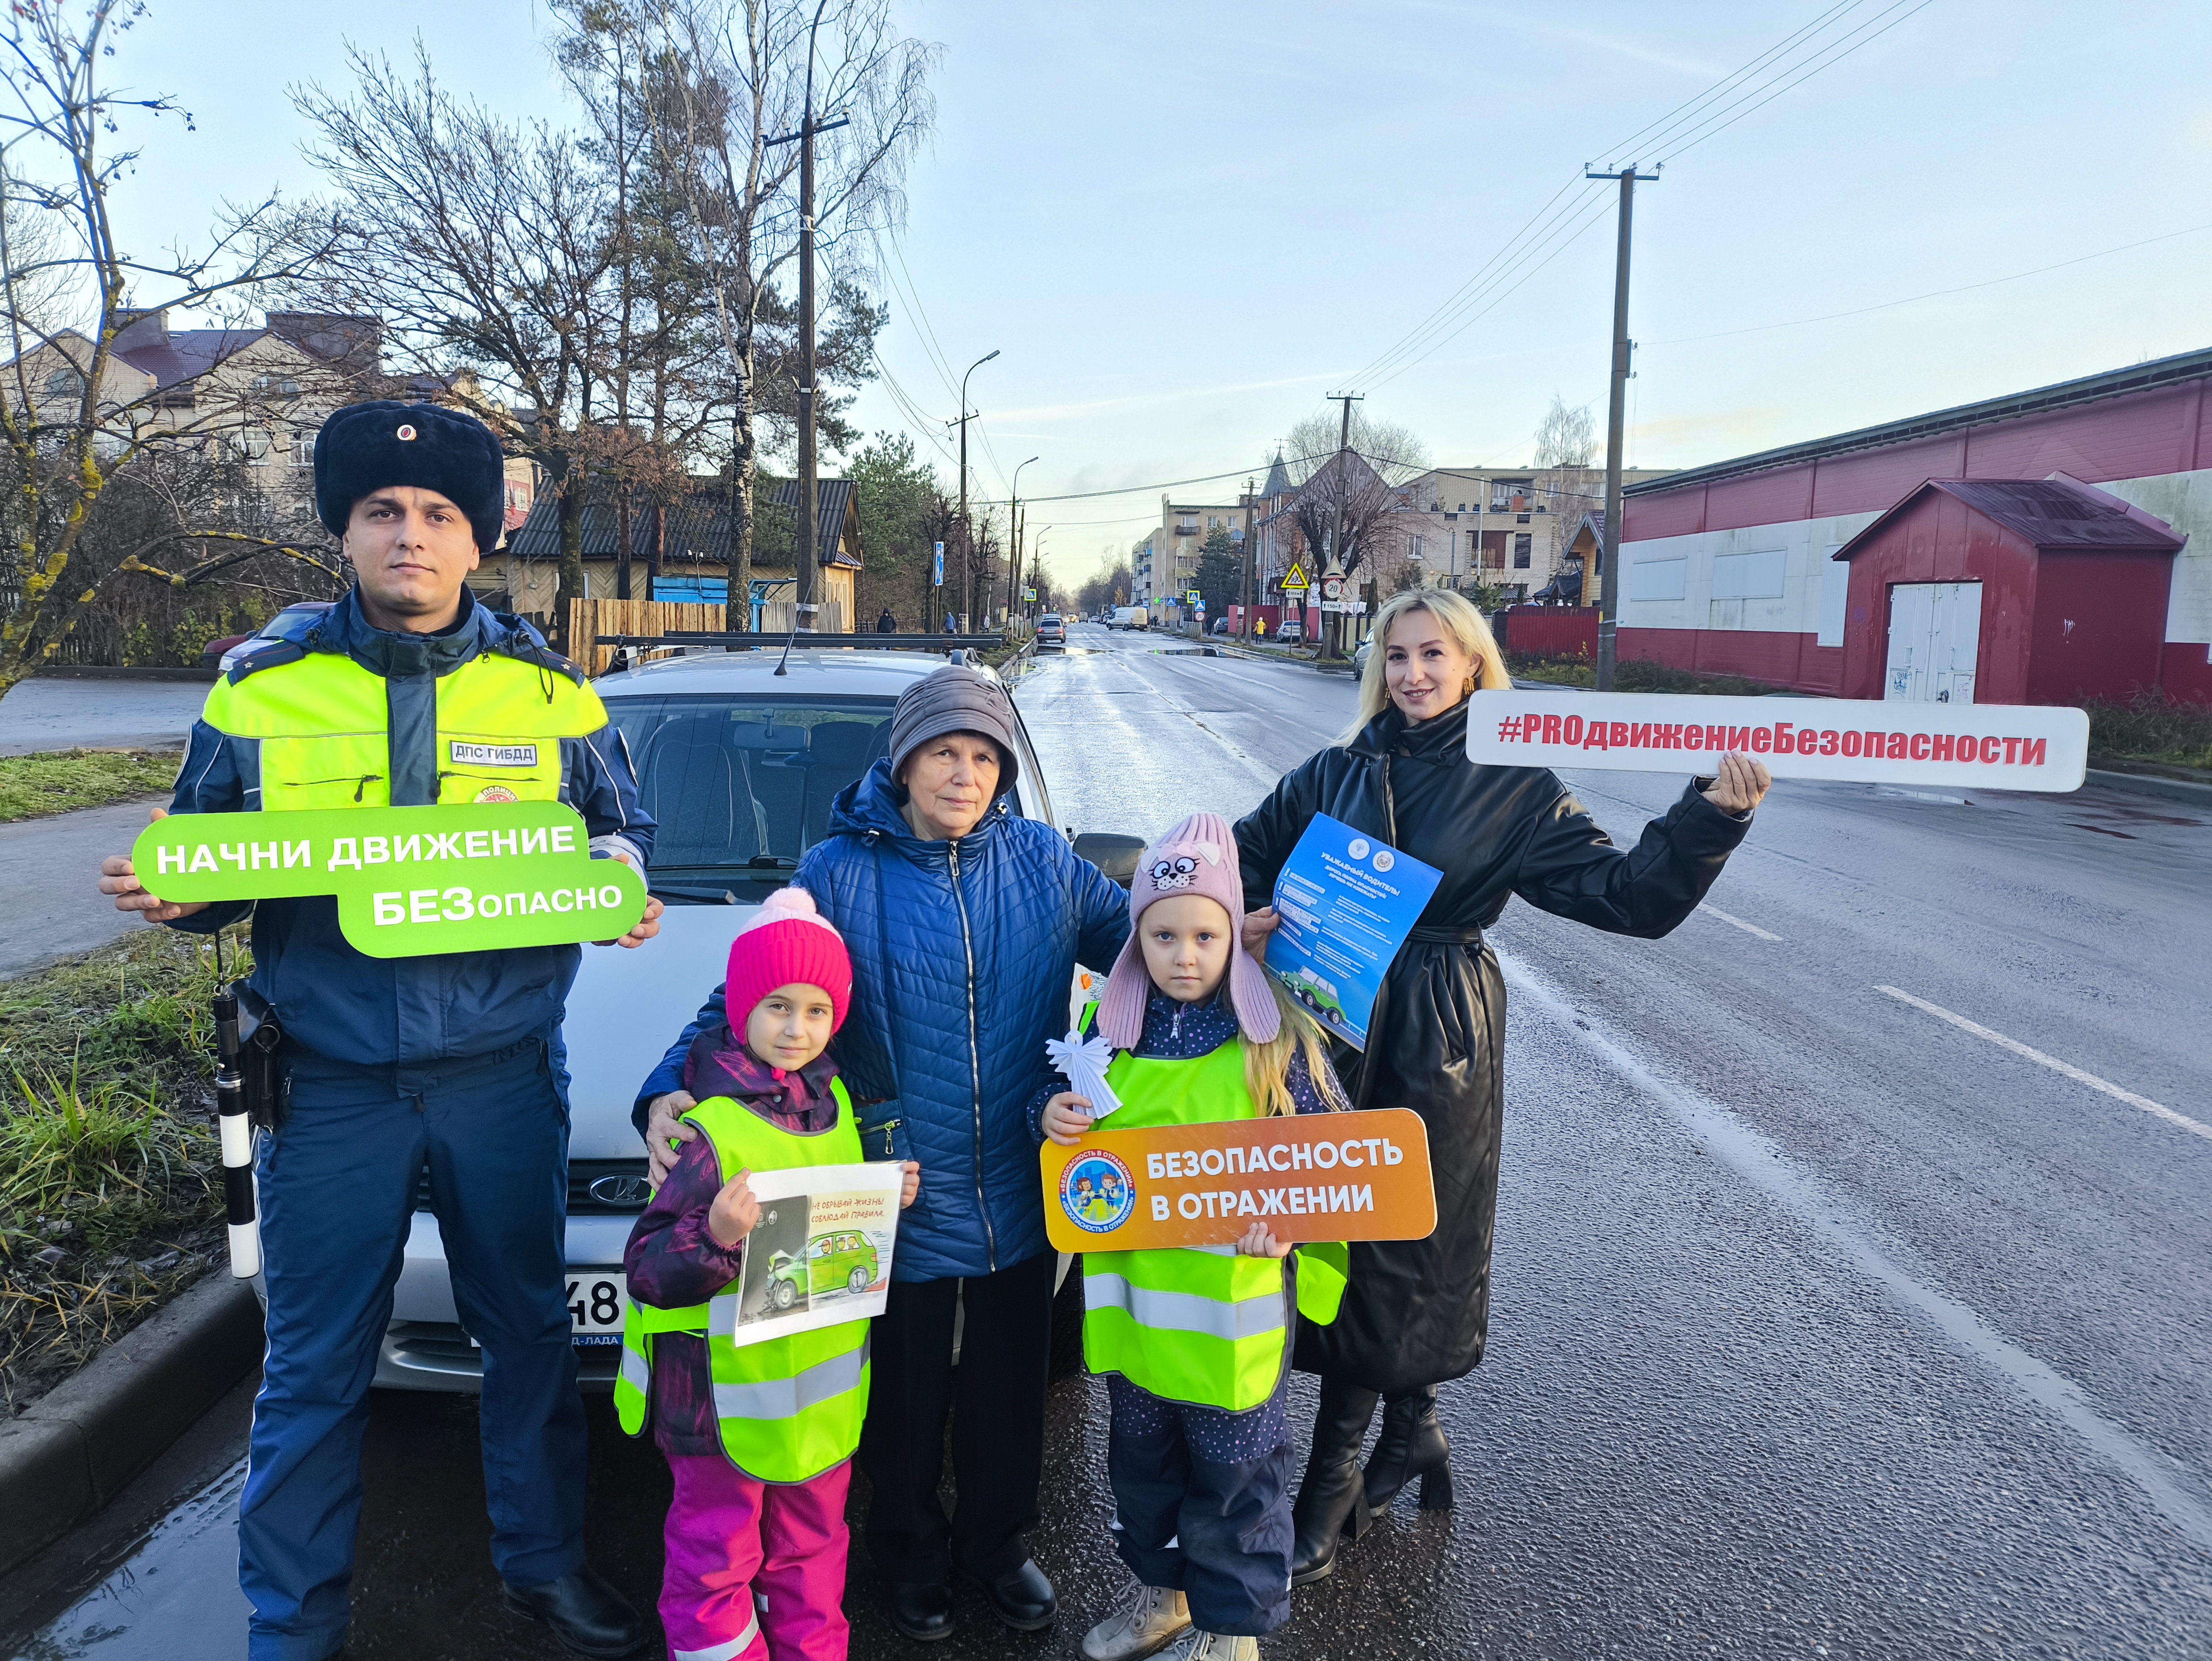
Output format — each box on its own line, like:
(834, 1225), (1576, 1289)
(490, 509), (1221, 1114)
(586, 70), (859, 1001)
(130, 800), (649, 956)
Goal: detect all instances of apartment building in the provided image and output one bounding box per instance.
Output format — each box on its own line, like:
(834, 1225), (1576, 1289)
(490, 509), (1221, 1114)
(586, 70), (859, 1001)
(1135, 494), (1256, 619)
(1391, 465), (1673, 597)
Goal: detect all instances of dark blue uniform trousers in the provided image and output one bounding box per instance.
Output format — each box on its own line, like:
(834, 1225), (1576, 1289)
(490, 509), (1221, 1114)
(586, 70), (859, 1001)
(239, 1029), (586, 1661)
(1105, 1373), (1294, 1637)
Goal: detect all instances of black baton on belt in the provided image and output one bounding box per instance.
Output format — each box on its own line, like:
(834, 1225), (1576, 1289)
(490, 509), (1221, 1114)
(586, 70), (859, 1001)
(211, 983), (262, 1279)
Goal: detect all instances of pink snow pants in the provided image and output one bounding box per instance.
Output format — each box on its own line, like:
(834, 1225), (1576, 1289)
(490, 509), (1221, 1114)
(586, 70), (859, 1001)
(660, 1453), (852, 1661)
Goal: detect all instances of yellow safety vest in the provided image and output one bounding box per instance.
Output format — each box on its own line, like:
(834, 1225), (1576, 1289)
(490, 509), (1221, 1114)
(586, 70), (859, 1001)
(1082, 1036), (1349, 1412)
(201, 649), (607, 811)
(614, 1078), (874, 1483)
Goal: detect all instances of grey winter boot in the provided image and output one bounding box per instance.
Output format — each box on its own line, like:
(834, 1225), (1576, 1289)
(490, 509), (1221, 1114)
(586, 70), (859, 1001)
(1081, 1584), (1191, 1661)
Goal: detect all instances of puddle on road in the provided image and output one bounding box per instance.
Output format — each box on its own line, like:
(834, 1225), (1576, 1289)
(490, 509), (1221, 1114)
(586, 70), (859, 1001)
(6, 1458), (250, 1661)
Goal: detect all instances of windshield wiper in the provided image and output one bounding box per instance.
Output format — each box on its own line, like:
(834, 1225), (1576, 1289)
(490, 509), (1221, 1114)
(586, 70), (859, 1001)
(650, 884), (740, 905)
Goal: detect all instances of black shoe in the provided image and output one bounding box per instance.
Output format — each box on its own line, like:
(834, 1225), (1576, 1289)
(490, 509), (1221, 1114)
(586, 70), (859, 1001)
(959, 1557), (1058, 1631)
(886, 1579), (956, 1642)
(501, 1567), (646, 1660)
(1363, 1384), (1453, 1512)
(1290, 1376), (1381, 1585)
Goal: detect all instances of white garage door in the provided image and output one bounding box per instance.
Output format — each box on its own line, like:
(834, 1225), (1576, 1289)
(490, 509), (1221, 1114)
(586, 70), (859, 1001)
(1885, 581), (1981, 703)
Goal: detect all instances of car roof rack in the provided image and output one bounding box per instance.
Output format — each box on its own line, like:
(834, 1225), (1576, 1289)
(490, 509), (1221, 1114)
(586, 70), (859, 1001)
(595, 631), (1006, 654)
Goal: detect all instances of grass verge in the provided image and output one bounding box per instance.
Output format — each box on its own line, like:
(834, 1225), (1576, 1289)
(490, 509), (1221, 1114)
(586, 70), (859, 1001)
(0, 925), (243, 1415)
(1505, 650), (1779, 697)
(0, 749), (181, 823)
(2083, 689), (2212, 773)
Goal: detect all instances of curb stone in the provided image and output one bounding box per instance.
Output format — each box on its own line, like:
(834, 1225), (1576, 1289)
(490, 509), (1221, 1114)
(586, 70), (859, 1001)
(0, 1269), (263, 1576)
(2083, 766), (2212, 807)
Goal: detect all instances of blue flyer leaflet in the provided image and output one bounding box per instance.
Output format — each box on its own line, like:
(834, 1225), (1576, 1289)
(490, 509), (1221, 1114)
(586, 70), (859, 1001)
(1264, 814), (1442, 1050)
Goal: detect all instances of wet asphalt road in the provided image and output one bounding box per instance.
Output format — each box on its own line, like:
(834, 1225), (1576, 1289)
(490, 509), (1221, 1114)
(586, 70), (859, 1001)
(7, 623), (2210, 1659)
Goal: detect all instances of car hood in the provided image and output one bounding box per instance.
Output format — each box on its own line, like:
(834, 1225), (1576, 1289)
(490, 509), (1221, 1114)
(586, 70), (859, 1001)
(563, 898), (757, 1158)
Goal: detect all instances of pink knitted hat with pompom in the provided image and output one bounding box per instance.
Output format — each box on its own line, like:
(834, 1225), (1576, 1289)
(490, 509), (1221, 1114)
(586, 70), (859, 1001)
(1095, 811), (1279, 1048)
(725, 886), (853, 1033)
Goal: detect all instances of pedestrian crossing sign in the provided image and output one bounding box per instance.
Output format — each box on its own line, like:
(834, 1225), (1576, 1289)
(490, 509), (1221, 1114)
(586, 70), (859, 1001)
(1280, 563), (1309, 593)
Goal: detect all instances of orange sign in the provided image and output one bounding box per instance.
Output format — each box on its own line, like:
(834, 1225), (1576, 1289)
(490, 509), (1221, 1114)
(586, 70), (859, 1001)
(1040, 1108), (1435, 1254)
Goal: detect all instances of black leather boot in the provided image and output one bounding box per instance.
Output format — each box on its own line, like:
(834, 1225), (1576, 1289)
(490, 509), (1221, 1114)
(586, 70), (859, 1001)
(1289, 1375), (1380, 1585)
(501, 1567), (646, 1659)
(1362, 1384), (1453, 1512)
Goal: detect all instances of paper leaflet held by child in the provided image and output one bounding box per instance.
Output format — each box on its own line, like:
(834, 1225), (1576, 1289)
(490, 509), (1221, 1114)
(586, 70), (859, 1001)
(1044, 1029), (1124, 1119)
(721, 1161), (905, 1347)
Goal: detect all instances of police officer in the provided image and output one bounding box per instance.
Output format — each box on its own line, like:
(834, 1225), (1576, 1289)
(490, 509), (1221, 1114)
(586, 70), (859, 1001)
(98, 401), (660, 1661)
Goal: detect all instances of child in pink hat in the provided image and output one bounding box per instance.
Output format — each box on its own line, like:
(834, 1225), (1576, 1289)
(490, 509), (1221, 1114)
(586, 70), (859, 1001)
(621, 887), (918, 1661)
(1034, 813), (1351, 1661)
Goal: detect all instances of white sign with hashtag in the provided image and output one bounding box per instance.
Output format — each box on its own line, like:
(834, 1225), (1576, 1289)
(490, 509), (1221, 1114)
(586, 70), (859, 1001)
(1467, 692), (2088, 792)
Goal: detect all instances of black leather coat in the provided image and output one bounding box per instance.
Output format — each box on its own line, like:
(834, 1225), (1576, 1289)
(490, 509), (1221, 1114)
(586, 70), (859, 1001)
(1234, 698), (1751, 1392)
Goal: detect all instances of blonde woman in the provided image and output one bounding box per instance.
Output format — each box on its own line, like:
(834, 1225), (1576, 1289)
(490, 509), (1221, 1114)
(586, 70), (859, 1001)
(1235, 587), (1770, 1583)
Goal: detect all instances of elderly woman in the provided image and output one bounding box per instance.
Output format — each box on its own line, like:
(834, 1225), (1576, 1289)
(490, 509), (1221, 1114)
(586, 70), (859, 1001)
(635, 665), (1128, 1644)
(1235, 588), (1769, 1583)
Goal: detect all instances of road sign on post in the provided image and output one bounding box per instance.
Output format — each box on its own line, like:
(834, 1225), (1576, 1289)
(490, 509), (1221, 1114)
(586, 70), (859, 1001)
(932, 542), (944, 585)
(1280, 562), (1309, 594)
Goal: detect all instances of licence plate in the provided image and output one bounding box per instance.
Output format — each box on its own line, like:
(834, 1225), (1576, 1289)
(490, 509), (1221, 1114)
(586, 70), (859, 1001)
(568, 1270), (627, 1347)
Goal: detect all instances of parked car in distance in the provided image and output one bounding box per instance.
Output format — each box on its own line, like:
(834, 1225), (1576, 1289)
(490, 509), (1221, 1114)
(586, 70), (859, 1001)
(1276, 616), (1304, 643)
(1035, 614), (1066, 647)
(1110, 605), (1150, 630)
(373, 645), (1125, 1392)
(202, 602), (334, 673)
(1210, 617), (1229, 635)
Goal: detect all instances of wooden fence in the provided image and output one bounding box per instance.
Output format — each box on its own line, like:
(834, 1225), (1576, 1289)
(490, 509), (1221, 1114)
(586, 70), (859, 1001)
(565, 596), (850, 675)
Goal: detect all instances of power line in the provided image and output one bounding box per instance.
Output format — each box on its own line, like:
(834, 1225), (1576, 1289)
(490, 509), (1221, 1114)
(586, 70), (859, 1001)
(968, 452), (1336, 509)
(1645, 221), (2212, 346)
(1340, 0), (1939, 395)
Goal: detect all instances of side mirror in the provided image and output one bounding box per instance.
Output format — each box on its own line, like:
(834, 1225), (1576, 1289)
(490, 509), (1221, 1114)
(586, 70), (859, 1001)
(1072, 831), (1148, 888)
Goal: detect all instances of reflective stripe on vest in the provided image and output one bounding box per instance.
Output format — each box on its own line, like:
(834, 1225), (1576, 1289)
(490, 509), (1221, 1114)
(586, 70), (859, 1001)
(201, 649), (607, 810)
(614, 1076), (873, 1483)
(1079, 1039), (1332, 1412)
(672, 1608), (761, 1661)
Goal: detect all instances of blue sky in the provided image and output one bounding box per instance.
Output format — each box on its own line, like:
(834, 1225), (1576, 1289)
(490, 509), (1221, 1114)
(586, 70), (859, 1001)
(101, 0), (2212, 585)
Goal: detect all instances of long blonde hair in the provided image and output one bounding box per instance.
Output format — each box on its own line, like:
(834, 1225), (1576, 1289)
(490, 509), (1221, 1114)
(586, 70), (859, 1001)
(1242, 977), (1343, 1117)
(1342, 587), (1513, 742)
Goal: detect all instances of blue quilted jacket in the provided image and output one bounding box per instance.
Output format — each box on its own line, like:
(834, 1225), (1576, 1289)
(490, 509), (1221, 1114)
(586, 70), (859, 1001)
(634, 759), (1129, 1281)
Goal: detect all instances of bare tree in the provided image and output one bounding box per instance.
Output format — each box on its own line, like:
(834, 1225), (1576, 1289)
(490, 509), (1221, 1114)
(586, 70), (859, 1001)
(289, 46), (631, 643)
(635, 0), (936, 624)
(1279, 408), (1430, 487)
(0, 1), (340, 696)
(1533, 393), (1596, 468)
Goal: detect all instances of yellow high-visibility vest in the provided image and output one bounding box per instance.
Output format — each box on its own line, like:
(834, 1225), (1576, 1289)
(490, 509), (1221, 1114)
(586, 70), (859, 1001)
(1082, 1036), (1349, 1412)
(202, 648), (606, 810)
(615, 1078), (873, 1483)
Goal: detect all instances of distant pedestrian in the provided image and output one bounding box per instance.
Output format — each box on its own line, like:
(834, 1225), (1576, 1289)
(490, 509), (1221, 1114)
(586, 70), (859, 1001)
(1254, 618), (1266, 640)
(619, 887), (919, 1661)
(944, 609), (957, 635)
(878, 608), (898, 633)
(1237, 586), (1770, 1585)
(1037, 814), (1352, 1661)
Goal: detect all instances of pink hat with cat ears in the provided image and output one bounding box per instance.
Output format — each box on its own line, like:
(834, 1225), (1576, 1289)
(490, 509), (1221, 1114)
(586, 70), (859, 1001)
(1095, 811), (1281, 1048)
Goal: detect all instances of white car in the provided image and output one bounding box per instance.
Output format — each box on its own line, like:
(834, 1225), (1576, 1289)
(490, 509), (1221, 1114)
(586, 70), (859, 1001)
(374, 646), (1129, 1390)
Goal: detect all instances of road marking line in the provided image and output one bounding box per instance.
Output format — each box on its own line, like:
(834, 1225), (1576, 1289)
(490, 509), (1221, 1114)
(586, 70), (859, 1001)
(1503, 952), (2212, 1552)
(1698, 902), (1782, 941)
(1876, 986), (2211, 1143)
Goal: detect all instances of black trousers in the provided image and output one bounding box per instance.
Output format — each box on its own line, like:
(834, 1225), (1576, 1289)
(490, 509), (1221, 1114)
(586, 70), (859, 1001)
(858, 1251), (1056, 1583)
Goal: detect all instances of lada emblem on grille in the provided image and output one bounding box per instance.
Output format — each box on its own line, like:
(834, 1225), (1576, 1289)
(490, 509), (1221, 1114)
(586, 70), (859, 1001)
(589, 1174), (654, 1207)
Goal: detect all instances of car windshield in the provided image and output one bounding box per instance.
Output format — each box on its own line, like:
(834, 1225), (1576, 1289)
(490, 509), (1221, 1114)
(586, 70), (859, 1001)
(607, 694), (894, 895)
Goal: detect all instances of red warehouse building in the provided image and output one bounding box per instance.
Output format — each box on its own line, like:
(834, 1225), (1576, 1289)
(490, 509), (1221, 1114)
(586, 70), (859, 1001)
(1616, 349), (2212, 705)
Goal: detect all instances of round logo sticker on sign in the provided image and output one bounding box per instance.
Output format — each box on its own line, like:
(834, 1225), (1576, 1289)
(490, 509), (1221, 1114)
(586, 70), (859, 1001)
(474, 785), (520, 803)
(1347, 838), (1371, 860)
(1372, 848), (1394, 872)
(396, 424), (418, 441)
(1058, 1150), (1137, 1236)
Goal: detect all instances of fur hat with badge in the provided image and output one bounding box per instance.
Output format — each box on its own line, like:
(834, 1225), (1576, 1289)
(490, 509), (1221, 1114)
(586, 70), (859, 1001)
(1095, 810), (1279, 1047)
(314, 400), (509, 553)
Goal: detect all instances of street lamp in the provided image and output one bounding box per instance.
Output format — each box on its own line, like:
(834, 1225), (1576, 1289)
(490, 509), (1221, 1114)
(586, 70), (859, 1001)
(1007, 454), (1039, 623)
(953, 349), (999, 628)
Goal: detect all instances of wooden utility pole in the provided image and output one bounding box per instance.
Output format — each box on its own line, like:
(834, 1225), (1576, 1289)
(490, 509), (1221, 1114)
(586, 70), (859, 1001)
(1585, 162), (1658, 690)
